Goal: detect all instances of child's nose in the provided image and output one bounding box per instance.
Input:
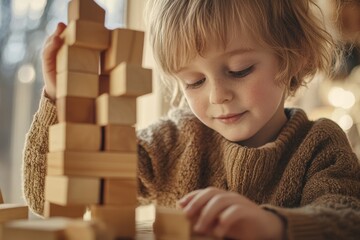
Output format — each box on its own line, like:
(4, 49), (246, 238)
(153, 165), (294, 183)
(209, 81), (233, 104)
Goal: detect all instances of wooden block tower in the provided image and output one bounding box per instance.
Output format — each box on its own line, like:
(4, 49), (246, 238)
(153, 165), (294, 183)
(44, 0), (152, 239)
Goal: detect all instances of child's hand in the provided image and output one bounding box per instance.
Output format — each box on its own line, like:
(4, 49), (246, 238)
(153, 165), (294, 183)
(178, 187), (286, 240)
(42, 22), (66, 101)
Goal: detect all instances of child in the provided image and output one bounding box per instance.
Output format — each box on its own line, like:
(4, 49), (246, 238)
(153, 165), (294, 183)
(23, 0), (360, 239)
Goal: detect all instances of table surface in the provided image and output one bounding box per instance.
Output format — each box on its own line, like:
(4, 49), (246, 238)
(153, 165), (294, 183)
(136, 221), (216, 240)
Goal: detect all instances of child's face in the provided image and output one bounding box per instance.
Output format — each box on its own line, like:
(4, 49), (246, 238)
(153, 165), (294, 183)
(175, 35), (287, 147)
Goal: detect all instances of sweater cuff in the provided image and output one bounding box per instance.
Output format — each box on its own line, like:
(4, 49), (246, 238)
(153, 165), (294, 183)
(36, 89), (58, 126)
(262, 205), (325, 240)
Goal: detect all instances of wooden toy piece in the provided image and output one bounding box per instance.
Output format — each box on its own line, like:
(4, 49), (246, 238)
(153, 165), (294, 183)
(0, 189), (3, 203)
(102, 124), (137, 152)
(61, 20), (110, 50)
(102, 179), (137, 206)
(49, 123), (101, 152)
(154, 207), (191, 240)
(96, 94), (137, 126)
(45, 175), (100, 206)
(104, 29), (145, 72)
(90, 205), (136, 238)
(56, 96), (95, 124)
(56, 44), (100, 75)
(56, 71), (99, 98)
(2, 217), (72, 240)
(44, 201), (85, 219)
(110, 62), (152, 97)
(98, 75), (110, 96)
(64, 219), (113, 240)
(0, 204), (28, 224)
(68, 0), (105, 24)
(47, 151), (137, 178)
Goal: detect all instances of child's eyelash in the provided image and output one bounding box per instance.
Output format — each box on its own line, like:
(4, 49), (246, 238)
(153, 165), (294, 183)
(185, 78), (205, 89)
(185, 65), (255, 89)
(229, 65), (254, 78)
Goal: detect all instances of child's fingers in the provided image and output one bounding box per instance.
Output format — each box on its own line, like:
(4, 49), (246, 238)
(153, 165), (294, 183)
(183, 187), (222, 218)
(178, 189), (202, 208)
(213, 205), (243, 238)
(194, 193), (237, 233)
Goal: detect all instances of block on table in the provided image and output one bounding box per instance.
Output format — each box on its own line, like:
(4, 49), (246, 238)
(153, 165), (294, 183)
(45, 175), (100, 206)
(110, 62), (152, 97)
(103, 29), (144, 72)
(44, 202), (85, 219)
(64, 219), (112, 240)
(56, 71), (99, 98)
(56, 96), (95, 124)
(61, 20), (110, 50)
(96, 94), (137, 126)
(90, 205), (136, 238)
(0, 204), (28, 224)
(57, 45), (100, 74)
(47, 151), (137, 179)
(0, 189), (3, 203)
(2, 217), (71, 240)
(49, 122), (101, 152)
(102, 179), (137, 206)
(154, 207), (191, 240)
(68, 0), (105, 24)
(102, 124), (137, 152)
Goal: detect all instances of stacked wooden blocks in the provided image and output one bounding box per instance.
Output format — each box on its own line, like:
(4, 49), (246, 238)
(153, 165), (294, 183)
(44, 0), (152, 239)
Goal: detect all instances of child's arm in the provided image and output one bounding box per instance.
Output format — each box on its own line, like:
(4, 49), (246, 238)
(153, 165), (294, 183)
(22, 23), (65, 216)
(179, 120), (360, 240)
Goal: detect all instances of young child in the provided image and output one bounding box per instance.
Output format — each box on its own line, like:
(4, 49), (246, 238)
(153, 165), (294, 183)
(23, 0), (360, 239)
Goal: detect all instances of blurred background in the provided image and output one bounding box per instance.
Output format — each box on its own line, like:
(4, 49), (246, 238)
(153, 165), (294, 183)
(0, 0), (359, 219)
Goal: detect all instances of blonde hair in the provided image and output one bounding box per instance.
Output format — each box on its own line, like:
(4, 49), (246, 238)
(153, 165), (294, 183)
(145, 0), (342, 106)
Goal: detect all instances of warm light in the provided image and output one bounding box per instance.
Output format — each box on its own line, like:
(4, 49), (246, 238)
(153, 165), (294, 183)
(12, 0), (30, 18)
(29, 0), (47, 20)
(328, 87), (356, 109)
(17, 64), (36, 84)
(338, 114), (353, 131)
(30, 0), (47, 12)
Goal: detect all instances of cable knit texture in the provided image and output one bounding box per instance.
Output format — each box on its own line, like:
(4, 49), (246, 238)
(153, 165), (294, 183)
(23, 94), (360, 239)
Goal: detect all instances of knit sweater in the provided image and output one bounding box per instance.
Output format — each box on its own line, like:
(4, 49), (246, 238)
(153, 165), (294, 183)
(23, 94), (360, 240)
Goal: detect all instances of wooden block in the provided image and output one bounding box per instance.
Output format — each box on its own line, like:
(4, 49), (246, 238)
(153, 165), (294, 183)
(44, 202), (85, 219)
(2, 217), (71, 240)
(0, 189), (3, 203)
(90, 205), (136, 238)
(56, 71), (99, 98)
(104, 29), (144, 72)
(102, 179), (137, 206)
(56, 44), (100, 74)
(154, 207), (191, 240)
(68, 0), (105, 24)
(103, 124), (137, 152)
(49, 123), (101, 152)
(96, 94), (137, 126)
(110, 62), (152, 97)
(56, 96), (95, 124)
(98, 74), (110, 95)
(47, 151), (137, 178)
(45, 175), (100, 206)
(0, 204), (28, 224)
(64, 219), (113, 240)
(61, 20), (110, 50)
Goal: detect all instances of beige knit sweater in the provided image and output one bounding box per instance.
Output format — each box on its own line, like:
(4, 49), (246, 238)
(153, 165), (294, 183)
(23, 94), (360, 240)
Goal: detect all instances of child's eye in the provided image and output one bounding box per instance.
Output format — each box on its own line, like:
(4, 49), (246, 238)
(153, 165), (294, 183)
(229, 65), (254, 78)
(185, 78), (205, 89)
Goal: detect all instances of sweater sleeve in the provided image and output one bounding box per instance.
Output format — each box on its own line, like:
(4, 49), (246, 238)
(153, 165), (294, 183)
(22, 91), (58, 216)
(264, 120), (360, 240)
